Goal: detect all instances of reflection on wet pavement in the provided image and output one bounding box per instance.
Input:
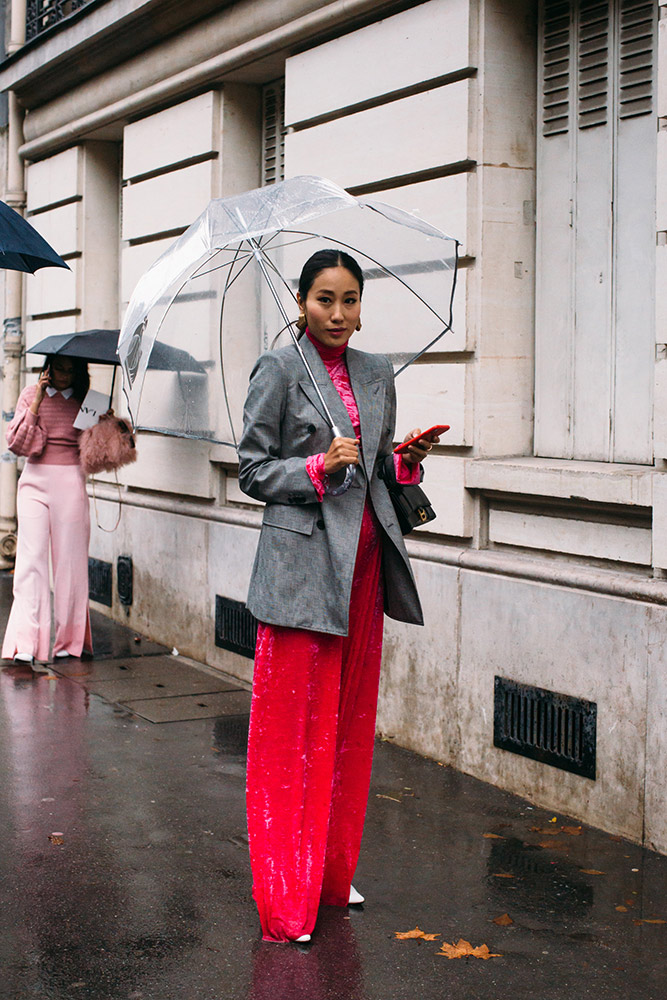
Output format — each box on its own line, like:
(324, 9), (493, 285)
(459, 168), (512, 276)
(1, 570), (667, 998)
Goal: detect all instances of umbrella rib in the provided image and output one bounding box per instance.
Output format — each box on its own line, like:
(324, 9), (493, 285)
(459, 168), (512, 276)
(218, 240), (251, 450)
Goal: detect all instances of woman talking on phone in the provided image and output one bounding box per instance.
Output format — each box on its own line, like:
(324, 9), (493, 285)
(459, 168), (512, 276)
(238, 249), (441, 943)
(2, 355), (93, 666)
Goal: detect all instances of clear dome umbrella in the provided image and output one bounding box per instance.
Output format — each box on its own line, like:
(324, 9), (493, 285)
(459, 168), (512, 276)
(117, 175), (459, 491)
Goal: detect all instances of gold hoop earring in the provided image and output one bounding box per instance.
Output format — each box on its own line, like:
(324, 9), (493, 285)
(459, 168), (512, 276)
(296, 313), (307, 333)
(355, 320), (362, 332)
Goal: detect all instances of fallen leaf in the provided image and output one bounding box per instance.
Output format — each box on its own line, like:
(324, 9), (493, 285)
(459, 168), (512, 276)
(493, 913), (514, 926)
(581, 869), (605, 875)
(48, 833), (64, 845)
(376, 794), (401, 803)
(531, 827), (560, 836)
(491, 873), (515, 879)
(537, 841), (567, 850)
(633, 919), (666, 926)
(437, 938), (502, 960)
(616, 906), (629, 912)
(394, 927), (440, 940)
(624, 899), (636, 907)
(549, 816), (558, 823)
(562, 826), (582, 836)
(483, 833), (503, 839)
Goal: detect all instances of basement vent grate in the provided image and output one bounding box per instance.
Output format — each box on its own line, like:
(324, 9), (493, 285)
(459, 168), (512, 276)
(493, 676), (597, 779)
(117, 555), (133, 606)
(88, 558), (113, 607)
(215, 596), (258, 659)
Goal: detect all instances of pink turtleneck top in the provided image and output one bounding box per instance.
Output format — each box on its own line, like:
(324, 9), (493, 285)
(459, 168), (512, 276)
(7, 384), (82, 466)
(303, 329), (419, 500)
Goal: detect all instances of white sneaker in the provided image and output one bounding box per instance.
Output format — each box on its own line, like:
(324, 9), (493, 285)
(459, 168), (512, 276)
(54, 650), (71, 659)
(348, 885), (365, 905)
(14, 652), (34, 664)
(295, 934), (311, 942)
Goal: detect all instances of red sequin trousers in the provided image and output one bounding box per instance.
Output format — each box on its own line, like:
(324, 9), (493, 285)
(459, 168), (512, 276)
(246, 503), (384, 942)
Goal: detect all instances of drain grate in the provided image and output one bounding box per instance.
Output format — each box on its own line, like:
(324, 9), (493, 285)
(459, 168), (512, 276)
(493, 676), (597, 780)
(89, 558), (113, 606)
(215, 596), (258, 659)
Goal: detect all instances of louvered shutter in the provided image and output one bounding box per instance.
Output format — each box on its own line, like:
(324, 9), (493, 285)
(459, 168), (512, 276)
(535, 0), (656, 464)
(261, 79), (286, 186)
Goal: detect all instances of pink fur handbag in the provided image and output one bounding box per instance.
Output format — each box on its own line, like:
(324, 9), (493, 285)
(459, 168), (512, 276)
(79, 411), (137, 475)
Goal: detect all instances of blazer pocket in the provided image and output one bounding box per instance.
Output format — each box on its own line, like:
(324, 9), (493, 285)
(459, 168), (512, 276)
(262, 503), (316, 535)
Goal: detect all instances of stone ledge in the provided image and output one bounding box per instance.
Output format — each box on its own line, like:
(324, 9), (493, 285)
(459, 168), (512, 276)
(465, 456), (653, 508)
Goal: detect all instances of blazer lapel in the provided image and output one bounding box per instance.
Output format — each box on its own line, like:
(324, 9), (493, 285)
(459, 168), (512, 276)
(296, 336), (355, 437)
(346, 348), (386, 477)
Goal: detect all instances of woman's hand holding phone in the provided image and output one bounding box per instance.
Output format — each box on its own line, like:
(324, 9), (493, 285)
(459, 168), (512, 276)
(31, 366), (52, 414)
(395, 424), (449, 463)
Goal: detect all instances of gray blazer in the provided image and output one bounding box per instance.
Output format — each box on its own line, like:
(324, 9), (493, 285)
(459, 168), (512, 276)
(238, 335), (424, 636)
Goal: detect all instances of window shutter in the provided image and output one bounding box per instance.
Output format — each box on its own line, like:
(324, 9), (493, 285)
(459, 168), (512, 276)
(618, 0), (654, 118)
(577, 0), (609, 128)
(542, 0), (572, 135)
(261, 79), (286, 186)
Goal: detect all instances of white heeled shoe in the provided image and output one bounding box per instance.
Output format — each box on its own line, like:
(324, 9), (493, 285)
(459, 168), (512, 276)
(295, 934), (311, 942)
(348, 885), (365, 905)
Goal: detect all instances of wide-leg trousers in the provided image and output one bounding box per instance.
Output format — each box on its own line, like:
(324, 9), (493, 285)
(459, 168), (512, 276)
(246, 503), (384, 942)
(2, 462), (92, 662)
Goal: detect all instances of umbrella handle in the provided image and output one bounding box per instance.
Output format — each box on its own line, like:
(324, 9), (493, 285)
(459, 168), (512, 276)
(324, 425), (357, 496)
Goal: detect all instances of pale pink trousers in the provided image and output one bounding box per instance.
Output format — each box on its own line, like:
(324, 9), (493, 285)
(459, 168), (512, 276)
(2, 462), (92, 662)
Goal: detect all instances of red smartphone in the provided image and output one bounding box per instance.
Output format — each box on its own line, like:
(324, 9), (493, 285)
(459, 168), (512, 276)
(393, 424), (450, 454)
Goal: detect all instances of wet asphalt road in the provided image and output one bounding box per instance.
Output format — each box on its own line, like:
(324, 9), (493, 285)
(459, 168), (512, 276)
(1, 571), (666, 999)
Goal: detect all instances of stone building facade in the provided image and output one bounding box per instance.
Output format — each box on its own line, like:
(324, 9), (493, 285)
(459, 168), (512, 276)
(1, 0), (666, 852)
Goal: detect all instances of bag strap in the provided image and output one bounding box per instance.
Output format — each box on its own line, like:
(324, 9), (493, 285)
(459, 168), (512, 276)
(91, 472), (123, 533)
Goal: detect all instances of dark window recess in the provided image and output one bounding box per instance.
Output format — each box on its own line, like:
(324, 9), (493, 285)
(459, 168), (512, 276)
(494, 676), (597, 780)
(88, 557), (113, 607)
(215, 596), (257, 659)
(26, 0), (94, 41)
(117, 555), (133, 606)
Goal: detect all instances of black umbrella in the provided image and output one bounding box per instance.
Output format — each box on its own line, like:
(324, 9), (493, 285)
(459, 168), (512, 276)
(0, 200), (69, 273)
(29, 329), (206, 410)
(28, 329), (206, 372)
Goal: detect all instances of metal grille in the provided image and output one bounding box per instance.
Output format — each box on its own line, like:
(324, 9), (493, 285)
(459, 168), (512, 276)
(88, 557), (113, 607)
(117, 555), (133, 607)
(261, 79), (286, 186)
(215, 596), (258, 659)
(26, 0), (93, 40)
(577, 0), (609, 129)
(618, 0), (655, 119)
(542, 0), (572, 135)
(494, 676), (597, 780)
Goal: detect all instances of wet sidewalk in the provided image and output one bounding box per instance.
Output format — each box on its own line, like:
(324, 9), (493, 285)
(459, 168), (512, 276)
(1, 571), (667, 999)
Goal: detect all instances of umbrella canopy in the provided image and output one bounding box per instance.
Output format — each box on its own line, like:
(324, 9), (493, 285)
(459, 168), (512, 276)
(118, 175), (459, 448)
(0, 200), (70, 273)
(29, 329), (206, 373)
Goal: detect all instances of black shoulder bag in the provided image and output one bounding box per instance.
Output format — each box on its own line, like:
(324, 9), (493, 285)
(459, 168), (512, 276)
(379, 457), (436, 535)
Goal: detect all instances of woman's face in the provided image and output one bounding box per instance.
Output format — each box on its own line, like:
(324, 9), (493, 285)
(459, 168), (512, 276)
(297, 266), (361, 349)
(50, 358), (75, 392)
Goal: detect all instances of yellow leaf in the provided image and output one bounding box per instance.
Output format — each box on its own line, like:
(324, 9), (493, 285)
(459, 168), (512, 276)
(549, 816), (558, 823)
(581, 869), (605, 875)
(483, 833), (503, 839)
(437, 939), (502, 959)
(493, 913), (514, 926)
(394, 926), (440, 940)
(376, 794), (401, 803)
(615, 906), (628, 912)
(491, 872), (515, 879)
(634, 919), (666, 925)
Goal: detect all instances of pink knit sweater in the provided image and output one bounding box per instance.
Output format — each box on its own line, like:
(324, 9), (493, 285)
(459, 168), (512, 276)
(7, 384), (82, 466)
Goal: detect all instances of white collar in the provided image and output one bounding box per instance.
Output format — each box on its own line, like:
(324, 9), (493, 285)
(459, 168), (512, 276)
(46, 386), (74, 399)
